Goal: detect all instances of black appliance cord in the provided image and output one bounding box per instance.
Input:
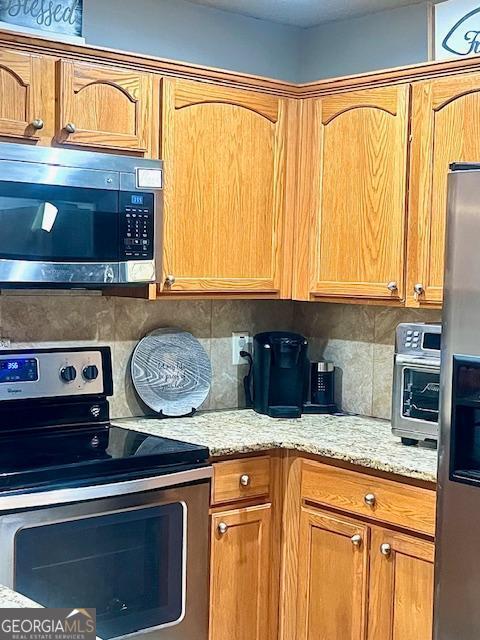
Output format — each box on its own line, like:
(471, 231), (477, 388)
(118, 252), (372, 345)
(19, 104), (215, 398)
(240, 351), (253, 408)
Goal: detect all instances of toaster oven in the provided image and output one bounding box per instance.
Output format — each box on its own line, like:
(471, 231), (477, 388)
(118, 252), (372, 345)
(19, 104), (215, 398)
(392, 323), (441, 446)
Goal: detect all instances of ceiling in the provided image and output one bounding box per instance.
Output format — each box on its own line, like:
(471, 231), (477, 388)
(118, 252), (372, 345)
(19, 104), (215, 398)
(186, 0), (424, 27)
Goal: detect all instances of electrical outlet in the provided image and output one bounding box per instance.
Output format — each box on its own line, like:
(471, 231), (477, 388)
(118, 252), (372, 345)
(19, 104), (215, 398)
(232, 332), (252, 365)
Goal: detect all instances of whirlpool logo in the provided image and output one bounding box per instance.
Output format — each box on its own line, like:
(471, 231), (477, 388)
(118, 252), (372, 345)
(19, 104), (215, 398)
(0, 608), (96, 640)
(442, 6), (480, 56)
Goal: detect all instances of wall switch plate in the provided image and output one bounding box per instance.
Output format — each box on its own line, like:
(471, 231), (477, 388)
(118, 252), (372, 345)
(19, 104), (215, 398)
(232, 332), (252, 365)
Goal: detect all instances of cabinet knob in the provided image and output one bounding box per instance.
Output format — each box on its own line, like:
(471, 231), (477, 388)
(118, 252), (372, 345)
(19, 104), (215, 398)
(164, 275), (176, 287)
(218, 522), (228, 535)
(380, 543), (392, 557)
(387, 281), (398, 292)
(364, 493), (376, 508)
(65, 123), (77, 134)
(351, 534), (362, 547)
(414, 283), (424, 296)
(31, 118), (44, 131)
(240, 474), (251, 487)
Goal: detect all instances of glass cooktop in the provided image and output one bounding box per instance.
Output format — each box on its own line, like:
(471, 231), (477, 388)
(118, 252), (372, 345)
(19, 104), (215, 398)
(0, 426), (210, 492)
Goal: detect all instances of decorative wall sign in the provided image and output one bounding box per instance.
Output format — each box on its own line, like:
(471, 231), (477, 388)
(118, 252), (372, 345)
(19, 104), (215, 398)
(435, 0), (480, 60)
(0, 0), (83, 41)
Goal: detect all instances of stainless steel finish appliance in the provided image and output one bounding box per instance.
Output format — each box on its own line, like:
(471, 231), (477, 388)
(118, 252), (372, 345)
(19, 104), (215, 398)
(434, 163), (480, 639)
(392, 322), (441, 446)
(0, 346), (211, 640)
(0, 143), (163, 287)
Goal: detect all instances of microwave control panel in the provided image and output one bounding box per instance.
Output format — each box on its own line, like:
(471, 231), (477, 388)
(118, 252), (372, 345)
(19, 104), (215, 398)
(119, 192), (155, 261)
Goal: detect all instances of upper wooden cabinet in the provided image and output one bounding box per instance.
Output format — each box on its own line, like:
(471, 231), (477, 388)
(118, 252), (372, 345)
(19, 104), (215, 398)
(57, 61), (158, 155)
(0, 50), (54, 142)
(294, 85), (410, 302)
(408, 72), (480, 307)
(160, 79), (291, 296)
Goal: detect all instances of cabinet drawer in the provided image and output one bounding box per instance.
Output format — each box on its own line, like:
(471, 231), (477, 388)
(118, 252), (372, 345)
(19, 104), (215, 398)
(302, 461), (436, 536)
(212, 456), (271, 505)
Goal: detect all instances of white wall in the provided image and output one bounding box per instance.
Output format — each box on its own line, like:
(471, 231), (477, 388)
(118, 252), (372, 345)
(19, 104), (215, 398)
(82, 0), (302, 81)
(299, 2), (432, 82)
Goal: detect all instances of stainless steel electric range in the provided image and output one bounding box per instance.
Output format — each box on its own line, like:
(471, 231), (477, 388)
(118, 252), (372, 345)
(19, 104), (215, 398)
(0, 346), (211, 640)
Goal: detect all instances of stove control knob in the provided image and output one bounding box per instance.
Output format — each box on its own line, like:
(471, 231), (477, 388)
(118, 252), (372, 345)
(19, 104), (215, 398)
(60, 366), (77, 383)
(83, 365), (99, 381)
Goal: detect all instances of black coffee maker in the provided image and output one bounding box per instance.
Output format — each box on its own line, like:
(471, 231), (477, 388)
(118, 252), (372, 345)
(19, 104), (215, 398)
(245, 332), (309, 418)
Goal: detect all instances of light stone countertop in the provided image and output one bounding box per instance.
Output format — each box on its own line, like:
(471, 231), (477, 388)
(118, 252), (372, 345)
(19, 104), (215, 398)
(113, 410), (438, 483)
(0, 585), (42, 608)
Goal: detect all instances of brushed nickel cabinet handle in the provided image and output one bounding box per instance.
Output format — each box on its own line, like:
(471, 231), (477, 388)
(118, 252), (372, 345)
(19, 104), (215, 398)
(364, 493), (376, 508)
(165, 275), (176, 287)
(414, 283), (425, 300)
(240, 474), (251, 487)
(218, 522), (228, 535)
(351, 534), (362, 547)
(387, 281), (398, 292)
(65, 123), (77, 134)
(380, 543), (392, 557)
(31, 118), (44, 130)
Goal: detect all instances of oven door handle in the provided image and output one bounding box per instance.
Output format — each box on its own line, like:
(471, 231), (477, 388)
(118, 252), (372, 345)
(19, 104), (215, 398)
(395, 355), (440, 369)
(0, 466), (213, 510)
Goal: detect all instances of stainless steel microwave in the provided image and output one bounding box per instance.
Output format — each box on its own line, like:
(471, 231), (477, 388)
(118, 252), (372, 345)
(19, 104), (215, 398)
(0, 143), (163, 287)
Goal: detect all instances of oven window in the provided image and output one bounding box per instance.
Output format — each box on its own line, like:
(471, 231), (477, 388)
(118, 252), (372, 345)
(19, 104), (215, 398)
(402, 368), (440, 423)
(0, 182), (119, 262)
(14, 502), (185, 639)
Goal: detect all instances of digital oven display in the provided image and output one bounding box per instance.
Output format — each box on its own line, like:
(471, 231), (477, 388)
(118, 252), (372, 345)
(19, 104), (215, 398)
(423, 333), (442, 351)
(0, 358), (38, 384)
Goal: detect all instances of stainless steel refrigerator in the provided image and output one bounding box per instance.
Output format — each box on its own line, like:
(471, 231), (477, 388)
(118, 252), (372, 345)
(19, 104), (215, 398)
(435, 163), (480, 639)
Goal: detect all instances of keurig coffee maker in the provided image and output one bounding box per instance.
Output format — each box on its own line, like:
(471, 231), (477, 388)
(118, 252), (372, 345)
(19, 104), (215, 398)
(245, 332), (309, 418)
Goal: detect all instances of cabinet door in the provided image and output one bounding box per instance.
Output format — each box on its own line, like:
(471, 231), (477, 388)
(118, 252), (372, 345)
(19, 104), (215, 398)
(408, 73), (480, 307)
(58, 60), (157, 154)
(210, 504), (271, 640)
(368, 527), (434, 640)
(295, 86), (409, 301)
(161, 79), (289, 296)
(296, 507), (369, 640)
(0, 50), (54, 141)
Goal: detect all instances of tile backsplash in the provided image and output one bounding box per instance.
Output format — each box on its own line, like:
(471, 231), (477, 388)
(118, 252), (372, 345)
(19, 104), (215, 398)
(295, 303), (442, 419)
(0, 293), (441, 421)
(0, 293), (294, 418)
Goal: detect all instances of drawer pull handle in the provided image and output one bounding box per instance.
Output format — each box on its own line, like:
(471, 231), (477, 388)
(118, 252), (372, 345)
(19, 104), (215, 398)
(240, 474), (251, 487)
(380, 543), (392, 557)
(364, 493), (376, 508)
(65, 122), (77, 134)
(218, 522), (228, 535)
(387, 281), (398, 292)
(165, 275), (176, 287)
(351, 534), (362, 547)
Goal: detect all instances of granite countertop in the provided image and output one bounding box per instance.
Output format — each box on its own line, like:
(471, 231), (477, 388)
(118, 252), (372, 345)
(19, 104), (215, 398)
(0, 585), (42, 608)
(113, 410), (438, 483)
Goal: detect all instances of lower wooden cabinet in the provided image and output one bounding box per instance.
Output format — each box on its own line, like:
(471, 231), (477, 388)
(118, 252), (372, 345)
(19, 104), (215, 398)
(209, 504), (272, 640)
(297, 508), (369, 640)
(368, 527), (434, 640)
(296, 507), (434, 640)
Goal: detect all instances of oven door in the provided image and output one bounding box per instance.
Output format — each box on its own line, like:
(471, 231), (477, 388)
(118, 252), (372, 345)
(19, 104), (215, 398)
(0, 474), (210, 640)
(393, 357), (440, 435)
(0, 180), (122, 285)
